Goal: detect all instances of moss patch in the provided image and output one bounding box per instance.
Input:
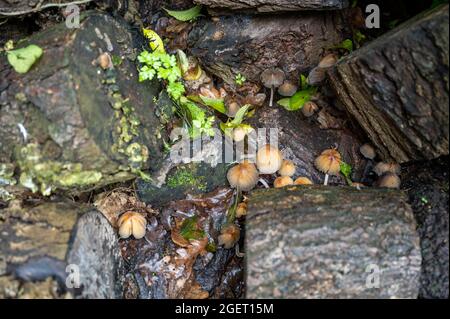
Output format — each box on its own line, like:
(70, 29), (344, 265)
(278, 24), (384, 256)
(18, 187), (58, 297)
(167, 166), (207, 191)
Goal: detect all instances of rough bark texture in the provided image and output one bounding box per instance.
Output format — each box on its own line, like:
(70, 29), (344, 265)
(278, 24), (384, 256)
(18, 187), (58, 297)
(246, 186), (421, 298)
(328, 4), (449, 163)
(194, 0), (349, 14)
(402, 156), (449, 299)
(0, 12), (166, 192)
(0, 202), (122, 298)
(188, 12), (348, 85)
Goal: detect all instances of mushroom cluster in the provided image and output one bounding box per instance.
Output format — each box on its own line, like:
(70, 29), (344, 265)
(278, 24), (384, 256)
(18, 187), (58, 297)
(307, 53), (338, 86)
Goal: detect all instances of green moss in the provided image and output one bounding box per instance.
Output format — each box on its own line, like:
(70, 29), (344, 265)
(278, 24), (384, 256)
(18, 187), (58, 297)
(16, 143), (102, 196)
(167, 166), (207, 191)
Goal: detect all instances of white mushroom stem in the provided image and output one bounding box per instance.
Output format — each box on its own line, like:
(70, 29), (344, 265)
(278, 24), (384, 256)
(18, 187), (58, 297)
(324, 174), (329, 186)
(259, 178), (270, 188)
(269, 86), (274, 107)
(235, 244), (245, 258)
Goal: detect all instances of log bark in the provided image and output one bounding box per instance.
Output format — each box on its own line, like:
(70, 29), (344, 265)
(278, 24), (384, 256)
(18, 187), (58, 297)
(0, 201), (123, 298)
(0, 12), (166, 193)
(246, 185), (421, 298)
(194, 0), (349, 14)
(328, 4), (449, 163)
(188, 12), (348, 85)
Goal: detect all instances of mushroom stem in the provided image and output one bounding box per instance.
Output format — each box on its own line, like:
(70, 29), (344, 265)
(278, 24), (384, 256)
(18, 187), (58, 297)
(258, 178), (270, 188)
(269, 86), (274, 107)
(227, 187), (241, 224)
(235, 244), (245, 258)
(324, 174), (329, 186)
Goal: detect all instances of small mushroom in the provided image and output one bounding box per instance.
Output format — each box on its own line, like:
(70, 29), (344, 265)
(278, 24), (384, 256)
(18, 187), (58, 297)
(377, 172), (401, 189)
(98, 52), (112, 70)
(373, 162), (401, 176)
(218, 224), (240, 249)
(351, 182), (366, 190)
(274, 176), (294, 188)
(278, 81), (298, 97)
(256, 144), (283, 174)
(260, 68), (285, 107)
(302, 101), (319, 117)
(307, 67), (327, 86)
(227, 102), (240, 117)
(227, 160), (259, 192)
(232, 127), (247, 142)
(318, 53), (338, 68)
(294, 177), (313, 185)
(117, 211), (147, 239)
(236, 202), (247, 218)
(314, 148), (341, 185)
(360, 143), (376, 160)
(278, 159), (296, 177)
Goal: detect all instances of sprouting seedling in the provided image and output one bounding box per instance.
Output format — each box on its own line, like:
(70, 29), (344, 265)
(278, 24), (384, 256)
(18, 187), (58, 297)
(260, 68), (285, 107)
(235, 73), (246, 86)
(339, 161), (353, 186)
(315, 148), (342, 185)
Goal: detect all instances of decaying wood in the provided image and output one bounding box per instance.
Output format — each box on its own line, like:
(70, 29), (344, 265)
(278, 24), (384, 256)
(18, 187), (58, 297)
(0, 12), (166, 191)
(328, 4), (449, 163)
(246, 185), (421, 298)
(195, 0), (349, 14)
(188, 12), (348, 85)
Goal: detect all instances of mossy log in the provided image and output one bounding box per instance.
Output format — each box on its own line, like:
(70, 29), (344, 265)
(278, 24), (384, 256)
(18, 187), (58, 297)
(0, 201), (123, 298)
(0, 12), (166, 195)
(195, 0), (349, 14)
(328, 5), (449, 163)
(246, 185), (421, 298)
(188, 12), (347, 85)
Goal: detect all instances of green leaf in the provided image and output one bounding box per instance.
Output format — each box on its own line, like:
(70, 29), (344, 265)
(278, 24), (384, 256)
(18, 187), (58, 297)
(180, 216), (205, 240)
(300, 74), (308, 89)
(231, 104), (251, 125)
(142, 28), (165, 53)
(164, 5), (202, 22)
(199, 95), (227, 114)
(277, 98), (291, 109)
(7, 44), (43, 74)
(336, 39), (354, 52)
(340, 161), (353, 186)
(288, 88), (315, 111)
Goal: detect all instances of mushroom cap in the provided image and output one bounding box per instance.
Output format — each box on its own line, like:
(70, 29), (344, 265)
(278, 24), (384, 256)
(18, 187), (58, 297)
(307, 67), (326, 86)
(318, 53), (338, 68)
(232, 127), (247, 142)
(294, 177), (313, 185)
(302, 101), (319, 117)
(260, 67), (285, 88)
(118, 212), (147, 239)
(360, 143), (376, 160)
(314, 148), (341, 175)
(278, 159), (296, 177)
(227, 160), (259, 191)
(256, 144), (284, 174)
(236, 202), (247, 218)
(227, 102), (240, 117)
(377, 172), (401, 189)
(278, 81), (298, 97)
(373, 162), (401, 176)
(218, 224), (240, 249)
(274, 176), (294, 188)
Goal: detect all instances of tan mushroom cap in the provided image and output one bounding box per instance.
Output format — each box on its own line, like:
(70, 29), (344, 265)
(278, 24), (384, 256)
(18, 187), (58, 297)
(318, 53), (338, 68)
(377, 172), (401, 189)
(218, 224), (240, 249)
(274, 176), (294, 188)
(302, 101), (319, 117)
(117, 211), (147, 239)
(227, 102), (240, 117)
(260, 67), (285, 88)
(314, 148), (341, 175)
(278, 81), (298, 97)
(278, 159), (296, 177)
(232, 127), (247, 142)
(256, 144), (283, 174)
(294, 177), (313, 185)
(373, 162), (401, 176)
(360, 143), (376, 160)
(227, 160), (259, 191)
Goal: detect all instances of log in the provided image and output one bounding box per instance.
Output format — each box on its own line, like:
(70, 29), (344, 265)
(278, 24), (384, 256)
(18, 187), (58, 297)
(194, 0), (349, 14)
(328, 5), (449, 163)
(0, 12), (166, 195)
(188, 12), (347, 85)
(246, 185), (421, 298)
(402, 156), (449, 299)
(0, 201), (123, 298)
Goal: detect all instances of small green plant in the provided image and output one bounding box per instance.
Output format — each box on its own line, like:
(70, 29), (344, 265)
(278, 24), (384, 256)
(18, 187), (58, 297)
(277, 74), (317, 111)
(340, 161), (353, 186)
(235, 73), (246, 86)
(164, 5), (202, 22)
(138, 31), (215, 139)
(6, 44), (43, 74)
(220, 104), (253, 134)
